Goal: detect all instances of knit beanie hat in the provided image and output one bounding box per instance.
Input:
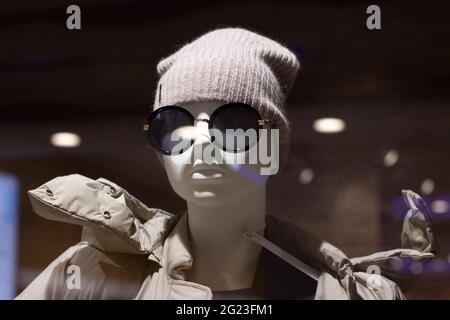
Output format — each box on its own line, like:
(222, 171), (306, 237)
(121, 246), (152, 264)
(153, 27), (300, 168)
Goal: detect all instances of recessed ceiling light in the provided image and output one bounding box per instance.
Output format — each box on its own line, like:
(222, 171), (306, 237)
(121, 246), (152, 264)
(313, 118), (346, 133)
(410, 261), (424, 275)
(383, 149), (399, 167)
(50, 132), (81, 148)
(431, 200), (449, 214)
(299, 168), (314, 185)
(420, 178), (435, 195)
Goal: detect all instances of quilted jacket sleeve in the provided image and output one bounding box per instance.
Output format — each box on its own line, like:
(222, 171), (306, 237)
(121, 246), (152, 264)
(16, 242), (153, 300)
(16, 244), (86, 300)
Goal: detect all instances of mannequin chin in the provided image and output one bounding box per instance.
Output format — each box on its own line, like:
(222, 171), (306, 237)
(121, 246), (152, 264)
(162, 100), (271, 208)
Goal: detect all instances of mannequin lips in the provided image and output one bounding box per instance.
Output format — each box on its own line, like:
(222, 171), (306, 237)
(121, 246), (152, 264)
(189, 166), (227, 181)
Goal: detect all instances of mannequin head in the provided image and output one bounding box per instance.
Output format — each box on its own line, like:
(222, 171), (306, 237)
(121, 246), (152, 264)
(153, 28), (300, 210)
(150, 28), (299, 290)
(162, 100), (277, 208)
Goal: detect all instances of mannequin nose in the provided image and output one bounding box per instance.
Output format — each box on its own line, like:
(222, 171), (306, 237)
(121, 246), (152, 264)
(191, 116), (223, 164)
(194, 118), (212, 146)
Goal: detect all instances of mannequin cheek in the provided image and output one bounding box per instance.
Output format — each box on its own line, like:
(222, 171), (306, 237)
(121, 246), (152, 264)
(162, 156), (178, 175)
(162, 154), (189, 186)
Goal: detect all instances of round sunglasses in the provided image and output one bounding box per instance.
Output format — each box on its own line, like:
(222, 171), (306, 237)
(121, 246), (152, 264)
(143, 102), (275, 155)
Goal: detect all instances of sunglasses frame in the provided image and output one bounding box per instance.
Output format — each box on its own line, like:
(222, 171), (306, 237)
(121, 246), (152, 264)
(143, 102), (276, 155)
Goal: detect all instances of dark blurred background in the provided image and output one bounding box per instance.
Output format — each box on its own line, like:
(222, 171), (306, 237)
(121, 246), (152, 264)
(1, 0), (449, 299)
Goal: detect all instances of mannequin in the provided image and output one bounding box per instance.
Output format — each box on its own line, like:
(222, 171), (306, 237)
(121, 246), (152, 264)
(162, 100), (270, 291)
(16, 28), (437, 300)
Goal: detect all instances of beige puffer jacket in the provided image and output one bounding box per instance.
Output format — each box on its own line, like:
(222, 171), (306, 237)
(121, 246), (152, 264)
(16, 174), (438, 300)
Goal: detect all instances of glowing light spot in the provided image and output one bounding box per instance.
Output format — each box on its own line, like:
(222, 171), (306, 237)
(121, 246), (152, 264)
(431, 200), (449, 214)
(50, 132), (81, 148)
(420, 179), (435, 195)
(313, 118), (346, 134)
(383, 150), (399, 167)
(299, 168), (314, 185)
(410, 261), (423, 275)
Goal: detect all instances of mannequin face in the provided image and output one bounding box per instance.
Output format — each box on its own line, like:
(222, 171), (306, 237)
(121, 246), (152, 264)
(162, 101), (277, 207)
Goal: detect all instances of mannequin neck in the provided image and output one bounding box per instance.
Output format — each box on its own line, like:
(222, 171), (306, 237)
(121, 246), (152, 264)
(185, 187), (266, 291)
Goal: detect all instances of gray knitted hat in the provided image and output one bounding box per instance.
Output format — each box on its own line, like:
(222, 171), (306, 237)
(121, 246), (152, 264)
(153, 27), (300, 167)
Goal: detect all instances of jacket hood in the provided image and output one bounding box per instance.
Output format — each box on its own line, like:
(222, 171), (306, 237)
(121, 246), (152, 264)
(27, 174), (179, 256)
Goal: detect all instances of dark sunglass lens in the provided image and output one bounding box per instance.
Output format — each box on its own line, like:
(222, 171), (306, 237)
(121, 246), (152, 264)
(210, 103), (261, 152)
(146, 107), (194, 155)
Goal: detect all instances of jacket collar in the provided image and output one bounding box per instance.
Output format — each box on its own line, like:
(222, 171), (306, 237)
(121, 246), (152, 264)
(153, 212), (319, 299)
(160, 212), (193, 280)
(157, 210), (320, 299)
